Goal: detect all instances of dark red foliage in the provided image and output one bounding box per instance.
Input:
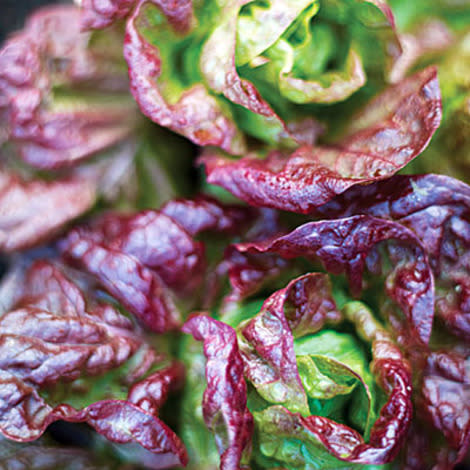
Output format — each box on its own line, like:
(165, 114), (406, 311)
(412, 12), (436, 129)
(0, 261), (187, 468)
(160, 195), (255, 237)
(60, 212), (197, 333)
(235, 215), (434, 344)
(419, 351), (470, 465)
(182, 315), (253, 470)
(60, 197), (264, 331)
(315, 174), (470, 340)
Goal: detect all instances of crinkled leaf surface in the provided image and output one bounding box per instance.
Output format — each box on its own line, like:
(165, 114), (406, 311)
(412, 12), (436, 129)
(315, 174), (470, 340)
(235, 215), (434, 344)
(0, 260), (187, 468)
(182, 315), (253, 470)
(60, 210), (205, 332)
(201, 67), (441, 213)
(419, 350), (470, 464)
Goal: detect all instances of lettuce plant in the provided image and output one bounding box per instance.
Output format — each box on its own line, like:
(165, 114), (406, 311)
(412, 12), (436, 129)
(0, 1), (469, 469)
(182, 174), (470, 468)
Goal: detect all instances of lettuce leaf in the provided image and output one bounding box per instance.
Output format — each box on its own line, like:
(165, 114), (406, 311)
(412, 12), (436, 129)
(0, 260), (187, 468)
(234, 215), (434, 344)
(200, 67), (441, 213)
(82, 0), (401, 149)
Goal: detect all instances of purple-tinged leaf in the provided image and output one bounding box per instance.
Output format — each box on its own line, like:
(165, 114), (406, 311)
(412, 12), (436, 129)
(80, 0), (194, 33)
(182, 315), (253, 470)
(0, 377), (187, 469)
(123, 1), (245, 155)
(238, 274), (340, 415)
(160, 196), (255, 237)
(75, 210), (205, 292)
(272, 273), (341, 338)
(235, 215), (434, 344)
(200, 67), (441, 213)
(0, 6), (136, 170)
(0, 169), (96, 253)
(217, 209), (290, 304)
(0, 261), (187, 468)
(314, 174), (470, 340)
(0, 261), (151, 386)
(419, 351), (470, 465)
(60, 208), (213, 331)
(60, 229), (181, 333)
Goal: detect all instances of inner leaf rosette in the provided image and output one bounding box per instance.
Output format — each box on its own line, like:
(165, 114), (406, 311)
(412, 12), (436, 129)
(182, 274), (413, 469)
(81, 0), (402, 151)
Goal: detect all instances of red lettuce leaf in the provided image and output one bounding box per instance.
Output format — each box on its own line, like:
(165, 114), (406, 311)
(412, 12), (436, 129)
(59, 210), (202, 332)
(0, 6), (135, 170)
(4, 260), (157, 385)
(400, 349), (470, 470)
(0, 168), (96, 253)
(235, 215), (434, 344)
(59, 200), (261, 330)
(271, 272), (341, 337)
(313, 176), (470, 462)
(238, 273), (340, 415)
(123, 1), (245, 154)
(0, 260), (187, 468)
(74, 210), (205, 291)
(200, 67), (441, 213)
(314, 174), (470, 340)
(257, 300), (412, 465)
(160, 195), (255, 237)
(0, 379), (187, 469)
(418, 350), (470, 466)
(80, 0), (193, 32)
(182, 315), (253, 470)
